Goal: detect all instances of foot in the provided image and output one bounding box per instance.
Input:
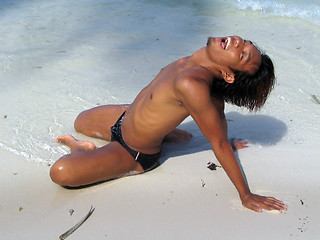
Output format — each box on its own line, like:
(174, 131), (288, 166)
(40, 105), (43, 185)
(56, 134), (96, 152)
(164, 128), (193, 143)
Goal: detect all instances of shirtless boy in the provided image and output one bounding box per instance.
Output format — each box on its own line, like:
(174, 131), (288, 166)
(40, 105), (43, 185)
(50, 36), (287, 213)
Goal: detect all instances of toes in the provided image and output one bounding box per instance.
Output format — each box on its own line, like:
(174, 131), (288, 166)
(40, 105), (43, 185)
(56, 134), (78, 143)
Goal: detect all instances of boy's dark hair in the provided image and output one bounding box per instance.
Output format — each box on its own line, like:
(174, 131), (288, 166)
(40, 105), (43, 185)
(210, 53), (275, 111)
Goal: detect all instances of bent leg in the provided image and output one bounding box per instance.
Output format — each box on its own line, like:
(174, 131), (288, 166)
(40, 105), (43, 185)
(74, 104), (192, 143)
(50, 139), (143, 187)
(74, 104), (129, 141)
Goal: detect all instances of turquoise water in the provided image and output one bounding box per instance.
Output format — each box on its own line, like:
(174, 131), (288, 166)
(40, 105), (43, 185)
(153, 0), (320, 26)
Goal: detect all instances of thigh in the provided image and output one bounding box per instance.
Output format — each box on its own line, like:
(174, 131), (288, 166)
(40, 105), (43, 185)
(50, 141), (143, 187)
(74, 104), (129, 140)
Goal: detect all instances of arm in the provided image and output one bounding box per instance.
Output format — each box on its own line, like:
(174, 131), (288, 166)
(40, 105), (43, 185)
(176, 76), (287, 212)
(219, 105), (248, 152)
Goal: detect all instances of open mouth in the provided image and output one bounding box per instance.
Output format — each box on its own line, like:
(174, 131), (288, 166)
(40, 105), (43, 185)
(221, 37), (231, 50)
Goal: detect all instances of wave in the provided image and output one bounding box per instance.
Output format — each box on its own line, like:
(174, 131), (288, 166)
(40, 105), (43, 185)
(236, 0), (320, 26)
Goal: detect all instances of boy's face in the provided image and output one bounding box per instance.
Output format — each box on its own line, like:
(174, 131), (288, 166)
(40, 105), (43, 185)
(207, 36), (261, 75)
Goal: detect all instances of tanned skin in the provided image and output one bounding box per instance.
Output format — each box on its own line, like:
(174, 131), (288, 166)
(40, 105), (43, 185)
(50, 36), (287, 213)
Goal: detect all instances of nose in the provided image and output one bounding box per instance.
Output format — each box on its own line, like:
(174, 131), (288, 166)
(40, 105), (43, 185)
(233, 36), (243, 49)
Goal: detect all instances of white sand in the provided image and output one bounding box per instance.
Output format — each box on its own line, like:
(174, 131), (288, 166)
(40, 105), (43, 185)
(1, 146), (320, 239)
(1, 0), (320, 239)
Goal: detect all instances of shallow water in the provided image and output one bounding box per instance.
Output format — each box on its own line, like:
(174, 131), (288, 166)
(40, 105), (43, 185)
(0, 0), (319, 163)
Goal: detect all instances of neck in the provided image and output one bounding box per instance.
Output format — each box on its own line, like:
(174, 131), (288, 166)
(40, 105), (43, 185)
(189, 47), (222, 78)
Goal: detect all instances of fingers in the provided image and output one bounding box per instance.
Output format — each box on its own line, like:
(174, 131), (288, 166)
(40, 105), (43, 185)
(230, 138), (249, 151)
(262, 197), (288, 212)
(242, 194), (288, 213)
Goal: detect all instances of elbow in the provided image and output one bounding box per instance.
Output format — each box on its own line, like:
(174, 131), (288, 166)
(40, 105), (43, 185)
(212, 138), (232, 153)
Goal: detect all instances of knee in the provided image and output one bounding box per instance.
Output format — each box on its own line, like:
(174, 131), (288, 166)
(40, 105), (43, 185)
(50, 158), (76, 187)
(74, 111), (87, 133)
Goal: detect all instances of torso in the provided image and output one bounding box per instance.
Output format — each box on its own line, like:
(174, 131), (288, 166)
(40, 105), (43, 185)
(121, 55), (223, 154)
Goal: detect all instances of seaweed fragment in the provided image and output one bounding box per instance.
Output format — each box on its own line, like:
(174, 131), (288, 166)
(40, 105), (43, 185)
(207, 161), (222, 171)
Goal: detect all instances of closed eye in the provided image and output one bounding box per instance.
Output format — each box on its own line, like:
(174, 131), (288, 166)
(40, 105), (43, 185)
(240, 40), (247, 60)
(242, 40), (252, 63)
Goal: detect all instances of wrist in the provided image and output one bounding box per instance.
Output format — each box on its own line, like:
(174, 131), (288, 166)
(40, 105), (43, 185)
(239, 190), (251, 201)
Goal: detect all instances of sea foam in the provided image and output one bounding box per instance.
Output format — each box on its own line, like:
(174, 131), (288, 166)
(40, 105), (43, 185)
(236, 0), (320, 26)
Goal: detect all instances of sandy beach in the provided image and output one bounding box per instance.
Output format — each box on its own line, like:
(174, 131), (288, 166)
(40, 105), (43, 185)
(1, 0), (319, 239)
(1, 145), (320, 239)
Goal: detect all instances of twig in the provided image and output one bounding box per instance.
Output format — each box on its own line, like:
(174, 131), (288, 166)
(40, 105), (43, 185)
(59, 206), (95, 240)
(311, 95), (320, 105)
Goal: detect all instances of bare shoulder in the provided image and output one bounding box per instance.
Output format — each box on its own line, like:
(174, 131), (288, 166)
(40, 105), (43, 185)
(173, 67), (226, 143)
(174, 66), (217, 113)
(175, 66), (212, 94)
(178, 66), (212, 82)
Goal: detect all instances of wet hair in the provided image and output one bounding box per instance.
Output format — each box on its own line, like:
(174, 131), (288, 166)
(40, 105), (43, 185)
(210, 53), (275, 111)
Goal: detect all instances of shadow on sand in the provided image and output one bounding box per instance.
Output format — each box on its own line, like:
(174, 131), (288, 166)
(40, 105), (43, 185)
(160, 111), (287, 164)
(64, 112), (287, 189)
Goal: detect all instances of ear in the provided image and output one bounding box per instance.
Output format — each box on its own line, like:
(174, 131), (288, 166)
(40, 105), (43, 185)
(220, 68), (235, 84)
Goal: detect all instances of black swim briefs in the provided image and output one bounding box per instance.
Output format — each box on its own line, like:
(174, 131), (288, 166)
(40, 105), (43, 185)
(111, 112), (161, 171)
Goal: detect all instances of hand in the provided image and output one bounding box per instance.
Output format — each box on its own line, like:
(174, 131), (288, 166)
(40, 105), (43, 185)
(230, 138), (248, 152)
(240, 193), (287, 213)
